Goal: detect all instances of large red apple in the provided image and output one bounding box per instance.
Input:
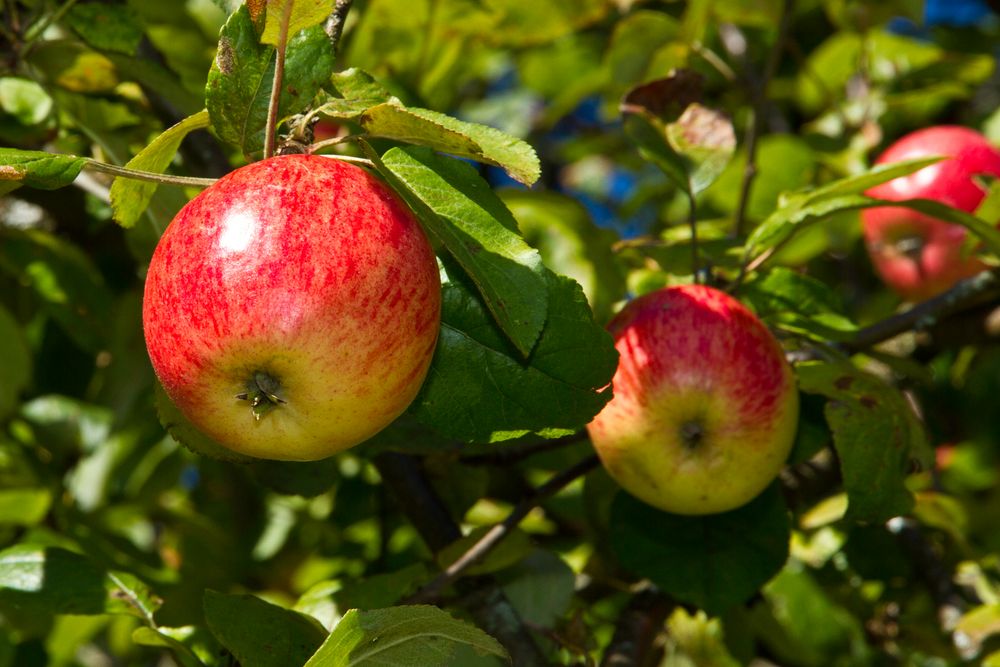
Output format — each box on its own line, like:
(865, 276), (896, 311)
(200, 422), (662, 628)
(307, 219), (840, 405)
(143, 155), (441, 461)
(862, 126), (1000, 301)
(587, 285), (799, 515)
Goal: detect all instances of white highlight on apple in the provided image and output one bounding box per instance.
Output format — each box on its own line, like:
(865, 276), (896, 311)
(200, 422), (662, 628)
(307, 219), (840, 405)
(218, 210), (258, 254)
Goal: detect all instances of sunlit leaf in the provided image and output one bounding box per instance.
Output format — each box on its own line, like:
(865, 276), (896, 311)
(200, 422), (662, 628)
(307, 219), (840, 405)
(110, 109), (210, 228)
(377, 146), (547, 355)
(204, 590), (326, 667)
(304, 606), (508, 666)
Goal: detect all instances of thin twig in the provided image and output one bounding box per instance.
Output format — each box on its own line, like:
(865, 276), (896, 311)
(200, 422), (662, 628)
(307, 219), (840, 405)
(263, 1), (294, 160)
(373, 452), (548, 666)
(83, 159), (217, 187)
(324, 0), (354, 55)
(687, 191), (701, 283)
(406, 455), (601, 605)
(733, 0), (796, 238)
(842, 270), (1000, 352)
(5, 0), (21, 38)
(21, 0), (81, 55)
(308, 134), (358, 154)
(459, 432), (589, 466)
(600, 587), (673, 667)
(313, 153), (373, 167)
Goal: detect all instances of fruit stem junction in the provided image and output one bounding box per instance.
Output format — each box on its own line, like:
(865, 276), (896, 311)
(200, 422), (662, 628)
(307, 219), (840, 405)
(236, 371), (286, 421)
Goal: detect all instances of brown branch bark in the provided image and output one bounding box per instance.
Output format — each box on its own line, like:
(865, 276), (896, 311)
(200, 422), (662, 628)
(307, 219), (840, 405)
(459, 432), (589, 466)
(324, 0), (354, 55)
(406, 455), (601, 605)
(373, 452), (548, 667)
(843, 270), (1000, 353)
(600, 588), (673, 667)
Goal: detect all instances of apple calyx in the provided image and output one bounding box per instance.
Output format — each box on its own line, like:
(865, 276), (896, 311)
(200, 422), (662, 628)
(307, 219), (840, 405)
(679, 420), (705, 451)
(235, 371), (287, 421)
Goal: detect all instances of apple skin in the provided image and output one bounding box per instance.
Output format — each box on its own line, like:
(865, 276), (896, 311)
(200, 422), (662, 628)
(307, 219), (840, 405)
(862, 126), (1000, 301)
(586, 285), (799, 515)
(143, 155), (441, 461)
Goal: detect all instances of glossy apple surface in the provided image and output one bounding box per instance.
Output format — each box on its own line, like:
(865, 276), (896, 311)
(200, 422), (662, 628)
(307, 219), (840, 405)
(862, 126), (1000, 301)
(587, 285), (799, 515)
(143, 155), (441, 461)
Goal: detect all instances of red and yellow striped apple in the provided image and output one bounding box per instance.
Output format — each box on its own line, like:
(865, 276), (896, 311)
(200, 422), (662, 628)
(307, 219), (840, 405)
(862, 126), (1000, 301)
(587, 285), (799, 515)
(143, 155), (441, 461)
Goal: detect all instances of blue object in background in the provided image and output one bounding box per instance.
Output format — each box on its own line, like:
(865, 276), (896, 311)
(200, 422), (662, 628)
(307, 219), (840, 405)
(924, 0), (992, 27)
(889, 0), (995, 37)
(180, 464), (200, 491)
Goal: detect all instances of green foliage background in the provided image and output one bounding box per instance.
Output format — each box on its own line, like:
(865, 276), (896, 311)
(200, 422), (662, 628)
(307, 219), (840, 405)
(4, 0), (1000, 664)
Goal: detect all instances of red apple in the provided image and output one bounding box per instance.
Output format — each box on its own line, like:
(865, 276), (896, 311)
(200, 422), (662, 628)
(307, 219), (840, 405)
(862, 126), (1000, 301)
(143, 155), (441, 461)
(313, 119), (341, 142)
(587, 285), (799, 515)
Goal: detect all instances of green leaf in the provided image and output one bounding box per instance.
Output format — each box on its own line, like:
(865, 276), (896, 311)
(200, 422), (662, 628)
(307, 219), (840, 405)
(19, 395), (113, 453)
(132, 627), (207, 667)
(437, 527), (533, 577)
(499, 550), (575, 628)
(499, 189), (625, 322)
(303, 605), (509, 666)
(745, 157), (943, 255)
(0, 77), (53, 125)
(365, 106), (539, 186)
(956, 605), (1000, 660)
(377, 146), (547, 355)
(742, 267), (857, 342)
(0, 148), (86, 192)
(66, 3), (144, 55)
(206, 5), (334, 157)
(109, 109), (210, 228)
(322, 70), (540, 185)
(326, 68), (393, 113)
(0, 304), (30, 421)
(622, 71), (736, 196)
(745, 194), (870, 259)
(204, 590), (326, 667)
(604, 10), (682, 96)
(0, 228), (113, 353)
(663, 103), (735, 195)
(703, 134), (817, 223)
(796, 361), (929, 523)
(667, 608), (741, 667)
(754, 563), (868, 665)
(0, 489), (51, 526)
(411, 266), (617, 443)
(806, 157), (944, 202)
(610, 484), (790, 614)
(0, 544), (160, 621)
(261, 0), (335, 45)
(333, 563), (430, 611)
(482, 0), (610, 47)
(624, 114), (689, 193)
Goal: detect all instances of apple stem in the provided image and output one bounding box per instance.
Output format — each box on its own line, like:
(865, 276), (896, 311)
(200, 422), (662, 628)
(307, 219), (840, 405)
(83, 159), (217, 188)
(263, 1), (295, 160)
(235, 371), (286, 421)
(686, 190), (702, 283)
(680, 420), (704, 450)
